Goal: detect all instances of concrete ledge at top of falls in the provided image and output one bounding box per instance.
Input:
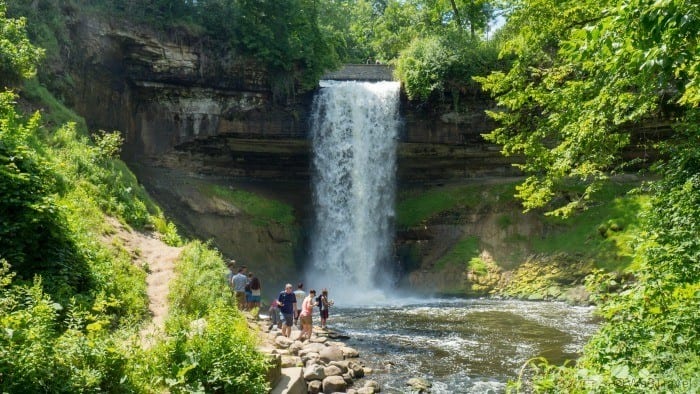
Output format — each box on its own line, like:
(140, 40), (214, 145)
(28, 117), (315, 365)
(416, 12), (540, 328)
(321, 64), (395, 81)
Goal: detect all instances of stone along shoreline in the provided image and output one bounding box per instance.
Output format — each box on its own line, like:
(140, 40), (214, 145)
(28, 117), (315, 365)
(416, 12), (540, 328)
(252, 314), (382, 394)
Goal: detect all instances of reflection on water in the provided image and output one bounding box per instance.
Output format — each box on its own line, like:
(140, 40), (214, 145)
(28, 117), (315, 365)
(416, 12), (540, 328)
(329, 299), (598, 393)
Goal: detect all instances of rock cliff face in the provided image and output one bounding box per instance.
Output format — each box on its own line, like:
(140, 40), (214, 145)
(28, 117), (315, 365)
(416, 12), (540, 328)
(62, 15), (515, 183)
(57, 13), (521, 291)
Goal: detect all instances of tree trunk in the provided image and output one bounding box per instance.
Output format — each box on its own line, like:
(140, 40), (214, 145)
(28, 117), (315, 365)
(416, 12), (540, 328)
(449, 0), (463, 28)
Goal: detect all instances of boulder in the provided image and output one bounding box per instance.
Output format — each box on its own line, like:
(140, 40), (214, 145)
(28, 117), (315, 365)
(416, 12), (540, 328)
(407, 377), (432, 392)
(319, 346), (345, 362)
(299, 342), (327, 356)
(350, 363), (365, 378)
(301, 352), (321, 365)
(323, 365), (343, 377)
(329, 361), (349, 373)
(275, 336), (294, 348)
(364, 380), (381, 392)
(322, 375), (348, 393)
(310, 336), (328, 344)
(340, 346), (360, 358)
(281, 355), (302, 368)
(289, 341), (304, 355)
(342, 372), (354, 385)
(307, 380), (323, 394)
(356, 387), (376, 394)
(303, 364), (326, 381)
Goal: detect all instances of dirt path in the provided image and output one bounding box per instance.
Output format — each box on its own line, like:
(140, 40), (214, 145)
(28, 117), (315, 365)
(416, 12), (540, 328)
(103, 218), (183, 346)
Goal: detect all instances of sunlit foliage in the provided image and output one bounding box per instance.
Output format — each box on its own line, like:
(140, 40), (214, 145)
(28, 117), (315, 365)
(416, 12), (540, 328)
(478, 0), (700, 391)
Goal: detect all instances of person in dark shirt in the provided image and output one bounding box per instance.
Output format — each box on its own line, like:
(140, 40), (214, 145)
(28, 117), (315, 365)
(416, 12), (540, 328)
(317, 288), (333, 329)
(277, 283), (297, 338)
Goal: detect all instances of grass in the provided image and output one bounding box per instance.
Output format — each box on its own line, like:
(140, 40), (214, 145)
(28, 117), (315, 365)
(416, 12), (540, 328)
(205, 185), (295, 226)
(22, 78), (88, 134)
(434, 236), (480, 270)
(396, 182), (517, 227)
(405, 179), (647, 275)
(532, 181), (648, 272)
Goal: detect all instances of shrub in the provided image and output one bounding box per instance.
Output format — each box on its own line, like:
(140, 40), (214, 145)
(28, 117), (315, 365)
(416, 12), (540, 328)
(0, 261), (136, 393)
(149, 241), (269, 393)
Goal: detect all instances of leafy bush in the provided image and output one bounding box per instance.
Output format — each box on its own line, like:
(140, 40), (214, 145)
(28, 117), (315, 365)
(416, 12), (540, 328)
(0, 1), (44, 85)
(0, 92), (91, 296)
(150, 241), (269, 393)
(0, 261), (137, 393)
(395, 32), (503, 102)
(395, 36), (455, 100)
(169, 241), (230, 317)
(518, 117), (700, 392)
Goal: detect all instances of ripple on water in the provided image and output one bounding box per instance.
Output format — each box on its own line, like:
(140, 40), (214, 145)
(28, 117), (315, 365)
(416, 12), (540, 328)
(330, 299), (599, 393)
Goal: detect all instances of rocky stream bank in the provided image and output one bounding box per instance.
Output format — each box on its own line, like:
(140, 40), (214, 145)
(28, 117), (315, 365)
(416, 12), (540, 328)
(251, 314), (435, 394)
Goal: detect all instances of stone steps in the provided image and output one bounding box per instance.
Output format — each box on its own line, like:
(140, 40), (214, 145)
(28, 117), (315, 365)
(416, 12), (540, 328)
(269, 367), (307, 394)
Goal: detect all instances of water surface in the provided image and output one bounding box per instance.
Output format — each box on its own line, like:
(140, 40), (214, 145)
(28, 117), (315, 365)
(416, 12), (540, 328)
(329, 298), (598, 393)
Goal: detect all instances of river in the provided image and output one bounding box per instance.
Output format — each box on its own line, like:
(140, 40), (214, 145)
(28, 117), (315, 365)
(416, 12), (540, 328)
(327, 298), (598, 393)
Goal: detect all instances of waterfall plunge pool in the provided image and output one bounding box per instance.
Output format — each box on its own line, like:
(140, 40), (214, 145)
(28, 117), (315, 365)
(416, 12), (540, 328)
(327, 298), (598, 393)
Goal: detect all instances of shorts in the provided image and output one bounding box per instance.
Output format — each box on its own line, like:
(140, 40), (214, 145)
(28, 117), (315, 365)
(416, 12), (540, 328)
(300, 314), (312, 325)
(320, 309), (329, 319)
(245, 291), (252, 302)
(250, 295), (261, 302)
(235, 291), (245, 308)
(282, 313), (294, 327)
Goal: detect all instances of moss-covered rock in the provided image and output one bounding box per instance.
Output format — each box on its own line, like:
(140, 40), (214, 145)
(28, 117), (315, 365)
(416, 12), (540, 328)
(493, 254), (594, 304)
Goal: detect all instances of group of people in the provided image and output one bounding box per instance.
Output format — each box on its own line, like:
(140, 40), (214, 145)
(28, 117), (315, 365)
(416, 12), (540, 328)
(226, 260), (333, 340)
(270, 282), (333, 340)
(226, 261), (261, 312)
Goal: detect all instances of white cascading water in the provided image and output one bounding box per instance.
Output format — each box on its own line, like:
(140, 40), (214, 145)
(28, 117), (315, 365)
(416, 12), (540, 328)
(307, 80), (401, 304)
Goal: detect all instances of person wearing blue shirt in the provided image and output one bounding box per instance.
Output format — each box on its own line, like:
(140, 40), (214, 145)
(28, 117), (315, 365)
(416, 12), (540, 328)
(231, 267), (248, 310)
(277, 283), (297, 338)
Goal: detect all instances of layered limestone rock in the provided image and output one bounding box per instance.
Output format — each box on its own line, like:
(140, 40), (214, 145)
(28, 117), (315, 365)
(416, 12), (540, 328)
(63, 14), (310, 173)
(61, 13), (513, 183)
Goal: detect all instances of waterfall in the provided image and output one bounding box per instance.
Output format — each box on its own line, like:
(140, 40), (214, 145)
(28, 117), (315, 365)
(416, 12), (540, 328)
(307, 80), (401, 304)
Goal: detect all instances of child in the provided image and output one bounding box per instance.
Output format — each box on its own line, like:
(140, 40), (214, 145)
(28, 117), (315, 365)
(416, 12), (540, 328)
(317, 288), (333, 329)
(268, 298), (282, 330)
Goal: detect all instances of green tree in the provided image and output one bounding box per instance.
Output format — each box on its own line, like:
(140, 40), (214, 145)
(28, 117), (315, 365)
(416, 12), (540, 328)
(477, 0), (699, 215)
(477, 0), (700, 390)
(0, 1), (44, 86)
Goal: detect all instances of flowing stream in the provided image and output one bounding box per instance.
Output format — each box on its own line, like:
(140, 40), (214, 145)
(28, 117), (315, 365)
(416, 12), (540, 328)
(330, 299), (598, 393)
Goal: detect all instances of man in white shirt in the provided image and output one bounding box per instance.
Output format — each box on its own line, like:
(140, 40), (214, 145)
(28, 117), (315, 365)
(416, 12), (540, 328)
(293, 283), (306, 327)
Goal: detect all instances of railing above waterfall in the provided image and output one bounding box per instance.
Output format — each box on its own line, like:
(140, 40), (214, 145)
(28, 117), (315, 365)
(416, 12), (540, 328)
(321, 64), (395, 81)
